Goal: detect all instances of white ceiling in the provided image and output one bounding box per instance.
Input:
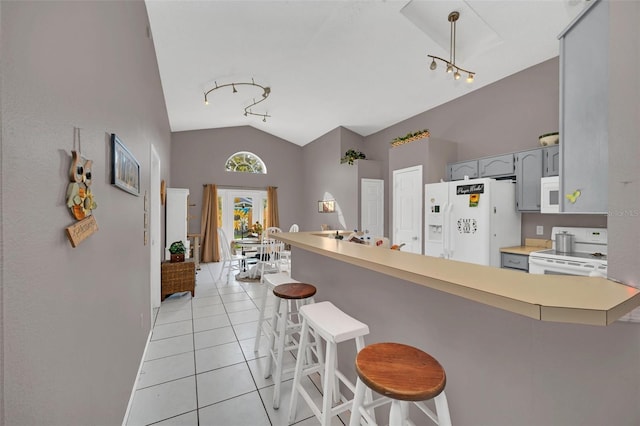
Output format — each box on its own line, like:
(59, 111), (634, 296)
(145, 0), (586, 146)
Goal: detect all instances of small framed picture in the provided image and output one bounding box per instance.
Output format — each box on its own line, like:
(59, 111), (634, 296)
(111, 133), (140, 196)
(318, 200), (335, 213)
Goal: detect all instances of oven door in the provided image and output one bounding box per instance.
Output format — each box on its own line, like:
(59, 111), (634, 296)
(529, 256), (606, 277)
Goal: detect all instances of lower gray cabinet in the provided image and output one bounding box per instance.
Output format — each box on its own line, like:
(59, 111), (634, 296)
(501, 252), (529, 272)
(515, 149), (543, 212)
(543, 145), (560, 177)
(448, 160), (478, 181)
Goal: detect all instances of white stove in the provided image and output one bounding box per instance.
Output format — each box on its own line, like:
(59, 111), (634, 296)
(529, 227), (608, 277)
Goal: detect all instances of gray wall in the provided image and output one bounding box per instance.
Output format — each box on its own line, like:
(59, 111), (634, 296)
(1, 1), (171, 424)
(362, 58), (565, 238)
(362, 57), (609, 244)
(302, 126), (376, 232)
(170, 126), (304, 233)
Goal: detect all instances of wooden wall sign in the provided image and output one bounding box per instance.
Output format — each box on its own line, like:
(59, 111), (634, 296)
(66, 215), (98, 248)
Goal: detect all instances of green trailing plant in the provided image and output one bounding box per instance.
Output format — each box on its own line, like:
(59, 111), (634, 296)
(168, 241), (186, 255)
(340, 149), (366, 165)
(391, 129), (430, 145)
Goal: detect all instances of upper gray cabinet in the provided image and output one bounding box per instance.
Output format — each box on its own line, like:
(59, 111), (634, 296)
(448, 160), (478, 181)
(559, 0), (608, 213)
(515, 149), (543, 212)
(543, 145), (559, 177)
(478, 154), (515, 178)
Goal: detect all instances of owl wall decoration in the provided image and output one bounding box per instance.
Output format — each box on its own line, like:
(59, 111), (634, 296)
(66, 150), (97, 220)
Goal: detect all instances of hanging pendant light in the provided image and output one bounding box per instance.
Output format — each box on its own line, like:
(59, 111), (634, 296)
(427, 11), (475, 84)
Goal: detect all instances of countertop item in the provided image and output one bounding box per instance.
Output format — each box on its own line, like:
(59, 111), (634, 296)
(500, 238), (552, 255)
(273, 232), (640, 326)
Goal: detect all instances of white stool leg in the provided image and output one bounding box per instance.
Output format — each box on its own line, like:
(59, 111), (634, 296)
(320, 341), (337, 426)
(272, 298), (290, 409)
(253, 283), (269, 352)
(349, 377), (367, 426)
(264, 298), (281, 379)
(288, 318), (310, 423)
(434, 392), (452, 426)
(389, 400), (404, 426)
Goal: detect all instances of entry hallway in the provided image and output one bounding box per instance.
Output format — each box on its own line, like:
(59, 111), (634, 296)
(125, 262), (348, 425)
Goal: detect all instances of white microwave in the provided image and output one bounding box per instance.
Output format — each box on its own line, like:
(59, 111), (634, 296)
(541, 176), (560, 213)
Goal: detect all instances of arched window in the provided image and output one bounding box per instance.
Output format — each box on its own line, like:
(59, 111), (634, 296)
(225, 151), (267, 174)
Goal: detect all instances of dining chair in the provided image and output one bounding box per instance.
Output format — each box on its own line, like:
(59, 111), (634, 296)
(264, 226), (283, 242)
(253, 240), (284, 282)
(280, 224), (299, 274)
(217, 227), (246, 284)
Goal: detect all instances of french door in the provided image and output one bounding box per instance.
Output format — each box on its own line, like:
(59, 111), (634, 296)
(218, 189), (267, 241)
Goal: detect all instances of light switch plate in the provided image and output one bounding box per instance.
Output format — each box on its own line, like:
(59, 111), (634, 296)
(536, 225), (544, 235)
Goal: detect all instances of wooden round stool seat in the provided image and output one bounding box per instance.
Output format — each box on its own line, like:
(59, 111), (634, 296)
(273, 283), (317, 300)
(355, 342), (446, 402)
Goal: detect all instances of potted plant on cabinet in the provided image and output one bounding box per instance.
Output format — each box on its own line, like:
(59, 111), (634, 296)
(390, 129), (430, 147)
(169, 240), (186, 262)
(340, 149), (366, 165)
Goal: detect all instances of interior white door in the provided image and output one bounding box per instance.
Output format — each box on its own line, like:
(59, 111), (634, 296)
(150, 145), (161, 310)
(393, 165), (423, 254)
(361, 178), (384, 237)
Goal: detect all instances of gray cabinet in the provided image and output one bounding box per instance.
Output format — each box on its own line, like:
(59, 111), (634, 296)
(478, 154), (515, 178)
(559, 0), (608, 213)
(501, 252), (529, 272)
(543, 145), (560, 177)
(515, 149), (542, 212)
(448, 160), (478, 181)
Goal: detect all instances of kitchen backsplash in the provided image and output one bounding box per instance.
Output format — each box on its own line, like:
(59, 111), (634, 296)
(521, 213), (607, 244)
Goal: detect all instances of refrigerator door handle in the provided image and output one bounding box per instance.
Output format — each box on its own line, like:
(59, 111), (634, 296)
(441, 202), (449, 258)
(447, 203), (454, 258)
(444, 202), (453, 258)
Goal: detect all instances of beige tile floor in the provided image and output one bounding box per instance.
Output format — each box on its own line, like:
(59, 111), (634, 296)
(124, 262), (349, 426)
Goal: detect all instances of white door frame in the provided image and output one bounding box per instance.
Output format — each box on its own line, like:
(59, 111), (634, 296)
(392, 165), (423, 254)
(149, 144), (161, 310)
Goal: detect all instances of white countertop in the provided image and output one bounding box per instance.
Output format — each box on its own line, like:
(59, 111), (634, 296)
(273, 232), (640, 326)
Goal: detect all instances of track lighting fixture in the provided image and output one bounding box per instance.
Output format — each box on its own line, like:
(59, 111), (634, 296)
(427, 11), (475, 84)
(203, 78), (271, 121)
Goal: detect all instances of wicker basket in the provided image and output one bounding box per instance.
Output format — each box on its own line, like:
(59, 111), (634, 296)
(161, 260), (195, 300)
(390, 131), (430, 147)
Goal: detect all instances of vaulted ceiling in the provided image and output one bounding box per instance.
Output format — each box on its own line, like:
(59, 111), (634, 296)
(145, 0), (586, 146)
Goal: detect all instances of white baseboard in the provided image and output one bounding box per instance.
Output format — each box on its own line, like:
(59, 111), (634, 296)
(121, 329), (153, 426)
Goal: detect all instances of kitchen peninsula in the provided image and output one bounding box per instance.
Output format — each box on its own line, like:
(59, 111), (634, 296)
(273, 232), (640, 425)
(275, 232), (640, 326)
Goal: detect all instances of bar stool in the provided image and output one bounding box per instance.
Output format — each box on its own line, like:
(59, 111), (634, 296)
(254, 272), (300, 352)
(349, 342), (452, 426)
(264, 282), (317, 409)
(288, 301), (372, 426)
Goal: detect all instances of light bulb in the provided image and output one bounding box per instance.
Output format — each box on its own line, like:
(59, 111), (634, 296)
(446, 64), (453, 73)
(263, 117), (266, 122)
(466, 73), (474, 83)
(430, 59), (437, 70)
(454, 70), (461, 80)
(205, 99), (209, 105)
(232, 84), (237, 93)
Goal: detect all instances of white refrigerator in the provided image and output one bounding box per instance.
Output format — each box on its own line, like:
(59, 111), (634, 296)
(424, 178), (521, 267)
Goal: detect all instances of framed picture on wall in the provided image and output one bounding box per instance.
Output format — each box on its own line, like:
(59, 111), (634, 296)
(110, 133), (140, 196)
(318, 200), (335, 213)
